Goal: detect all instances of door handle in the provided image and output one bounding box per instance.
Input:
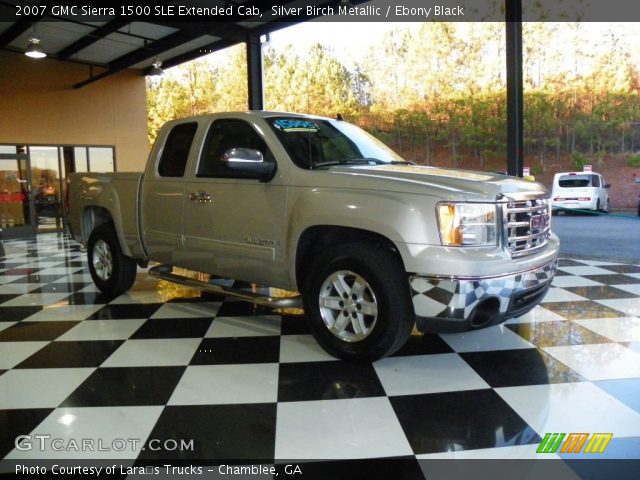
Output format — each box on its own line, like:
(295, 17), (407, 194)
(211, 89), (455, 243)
(188, 192), (212, 203)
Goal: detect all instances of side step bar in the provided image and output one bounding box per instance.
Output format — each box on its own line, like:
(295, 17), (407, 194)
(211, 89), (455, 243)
(148, 265), (303, 309)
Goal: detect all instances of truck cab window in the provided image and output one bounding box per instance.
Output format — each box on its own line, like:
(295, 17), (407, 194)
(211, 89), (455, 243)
(158, 122), (198, 177)
(198, 119), (273, 178)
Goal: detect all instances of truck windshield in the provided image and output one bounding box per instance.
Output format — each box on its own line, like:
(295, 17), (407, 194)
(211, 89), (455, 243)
(266, 117), (406, 169)
(558, 176), (591, 188)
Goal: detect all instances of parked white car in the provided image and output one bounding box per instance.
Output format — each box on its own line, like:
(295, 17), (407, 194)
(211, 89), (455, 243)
(551, 172), (610, 213)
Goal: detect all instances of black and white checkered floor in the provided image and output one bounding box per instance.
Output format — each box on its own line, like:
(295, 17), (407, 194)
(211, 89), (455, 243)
(1, 233), (640, 473)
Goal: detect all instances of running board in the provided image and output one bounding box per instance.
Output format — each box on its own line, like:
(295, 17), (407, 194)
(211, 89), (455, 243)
(148, 265), (303, 309)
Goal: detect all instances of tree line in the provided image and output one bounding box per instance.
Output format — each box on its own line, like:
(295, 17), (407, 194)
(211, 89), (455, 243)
(147, 22), (640, 170)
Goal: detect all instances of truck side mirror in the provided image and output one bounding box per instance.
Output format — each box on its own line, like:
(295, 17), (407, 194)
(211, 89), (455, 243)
(604, 183), (612, 189)
(223, 147), (264, 163)
(221, 148), (277, 182)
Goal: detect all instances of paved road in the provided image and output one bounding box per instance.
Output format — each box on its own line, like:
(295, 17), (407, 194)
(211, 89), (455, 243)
(551, 211), (640, 262)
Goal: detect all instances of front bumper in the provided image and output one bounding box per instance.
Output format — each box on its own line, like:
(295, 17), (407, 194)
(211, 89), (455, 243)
(410, 259), (557, 333)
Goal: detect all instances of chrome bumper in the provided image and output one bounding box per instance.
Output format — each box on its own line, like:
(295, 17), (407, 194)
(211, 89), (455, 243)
(410, 259), (557, 332)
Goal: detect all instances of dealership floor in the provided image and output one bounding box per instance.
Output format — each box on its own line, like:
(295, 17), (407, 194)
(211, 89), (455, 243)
(1, 234), (640, 473)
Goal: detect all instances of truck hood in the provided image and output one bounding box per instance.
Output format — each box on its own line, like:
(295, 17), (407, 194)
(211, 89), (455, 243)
(326, 164), (548, 201)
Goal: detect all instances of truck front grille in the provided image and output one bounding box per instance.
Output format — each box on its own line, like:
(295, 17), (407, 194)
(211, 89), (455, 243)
(504, 195), (551, 258)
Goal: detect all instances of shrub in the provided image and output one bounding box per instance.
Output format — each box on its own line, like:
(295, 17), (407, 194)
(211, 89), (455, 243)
(627, 155), (640, 167)
(572, 151), (587, 171)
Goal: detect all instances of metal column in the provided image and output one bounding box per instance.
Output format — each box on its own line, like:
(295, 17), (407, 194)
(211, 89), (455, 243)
(246, 33), (264, 111)
(506, 0), (523, 177)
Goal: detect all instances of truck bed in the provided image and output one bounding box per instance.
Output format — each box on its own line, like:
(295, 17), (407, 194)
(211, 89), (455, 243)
(67, 172), (145, 260)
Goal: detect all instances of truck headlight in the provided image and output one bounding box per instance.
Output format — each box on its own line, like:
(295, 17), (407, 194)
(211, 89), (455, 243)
(437, 203), (497, 246)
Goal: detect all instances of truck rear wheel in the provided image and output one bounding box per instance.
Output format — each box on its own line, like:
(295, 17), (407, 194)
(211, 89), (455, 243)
(303, 244), (414, 361)
(87, 223), (137, 297)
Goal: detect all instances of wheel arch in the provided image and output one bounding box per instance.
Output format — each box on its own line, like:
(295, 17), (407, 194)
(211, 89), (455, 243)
(81, 206), (113, 243)
(80, 206), (134, 259)
(294, 225), (405, 292)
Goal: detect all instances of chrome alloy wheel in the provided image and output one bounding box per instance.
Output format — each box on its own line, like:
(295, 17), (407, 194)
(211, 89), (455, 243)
(318, 270), (378, 342)
(92, 239), (113, 281)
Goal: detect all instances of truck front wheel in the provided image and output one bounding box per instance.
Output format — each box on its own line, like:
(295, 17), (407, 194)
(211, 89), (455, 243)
(87, 223), (137, 297)
(303, 244), (414, 361)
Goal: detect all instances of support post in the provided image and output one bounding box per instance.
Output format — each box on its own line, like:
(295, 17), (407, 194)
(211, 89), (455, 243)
(246, 33), (264, 110)
(506, 0), (524, 177)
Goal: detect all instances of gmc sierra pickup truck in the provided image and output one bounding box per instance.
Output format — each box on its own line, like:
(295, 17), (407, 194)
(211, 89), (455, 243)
(68, 111), (559, 360)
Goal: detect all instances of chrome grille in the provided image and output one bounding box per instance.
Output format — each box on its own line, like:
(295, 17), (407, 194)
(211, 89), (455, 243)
(504, 195), (551, 257)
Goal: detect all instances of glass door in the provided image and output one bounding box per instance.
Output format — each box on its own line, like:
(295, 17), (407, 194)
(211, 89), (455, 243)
(29, 146), (64, 232)
(0, 156), (35, 239)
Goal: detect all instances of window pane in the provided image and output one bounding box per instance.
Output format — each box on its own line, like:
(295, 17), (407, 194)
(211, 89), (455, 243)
(30, 146), (62, 231)
(558, 175), (591, 188)
(198, 120), (271, 178)
(74, 147), (88, 172)
(158, 123), (197, 177)
(267, 116), (403, 169)
(0, 158), (30, 228)
(30, 147), (60, 200)
(89, 147), (115, 172)
(0, 145), (17, 154)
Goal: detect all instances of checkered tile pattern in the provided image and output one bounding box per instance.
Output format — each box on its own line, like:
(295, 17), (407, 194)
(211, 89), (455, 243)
(1, 234), (640, 473)
(410, 260), (557, 320)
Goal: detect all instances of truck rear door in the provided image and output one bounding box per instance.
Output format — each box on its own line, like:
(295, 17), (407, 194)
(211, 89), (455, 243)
(140, 121), (200, 266)
(181, 117), (288, 286)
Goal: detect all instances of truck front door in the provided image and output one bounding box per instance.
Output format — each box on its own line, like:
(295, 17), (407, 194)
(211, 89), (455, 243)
(181, 118), (288, 286)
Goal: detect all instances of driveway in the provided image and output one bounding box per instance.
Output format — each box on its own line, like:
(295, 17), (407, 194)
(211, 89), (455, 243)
(551, 211), (640, 262)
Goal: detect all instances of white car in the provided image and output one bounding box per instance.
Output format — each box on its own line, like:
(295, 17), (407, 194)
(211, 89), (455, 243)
(551, 172), (610, 213)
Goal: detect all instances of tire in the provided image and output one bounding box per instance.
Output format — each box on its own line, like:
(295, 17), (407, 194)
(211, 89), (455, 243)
(87, 223), (137, 297)
(303, 243), (414, 361)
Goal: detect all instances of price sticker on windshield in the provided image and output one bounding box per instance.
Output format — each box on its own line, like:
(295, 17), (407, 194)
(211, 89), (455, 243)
(273, 119), (319, 132)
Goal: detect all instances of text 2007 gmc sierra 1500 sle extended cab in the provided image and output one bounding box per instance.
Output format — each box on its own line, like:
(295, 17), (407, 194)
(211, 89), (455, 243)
(68, 111), (559, 360)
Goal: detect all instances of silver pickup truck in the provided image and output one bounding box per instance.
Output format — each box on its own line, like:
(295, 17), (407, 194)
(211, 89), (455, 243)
(68, 111), (559, 360)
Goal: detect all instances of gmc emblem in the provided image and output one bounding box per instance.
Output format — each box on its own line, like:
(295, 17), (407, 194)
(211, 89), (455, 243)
(530, 214), (548, 231)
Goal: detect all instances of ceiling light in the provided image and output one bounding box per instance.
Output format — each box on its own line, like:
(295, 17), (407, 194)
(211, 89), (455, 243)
(149, 58), (164, 76)
(25, 35), (46, 59)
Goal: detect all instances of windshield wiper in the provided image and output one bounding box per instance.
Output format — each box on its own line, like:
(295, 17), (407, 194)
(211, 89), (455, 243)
(312, 158), (413, 169)
(312, 159), (375, 169)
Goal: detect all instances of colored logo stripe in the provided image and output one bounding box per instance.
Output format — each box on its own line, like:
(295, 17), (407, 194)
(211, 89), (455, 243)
(537, 433), (565, 453)
(560, 433), (589, 453)
(584, 433), (613, 454)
